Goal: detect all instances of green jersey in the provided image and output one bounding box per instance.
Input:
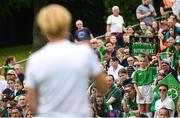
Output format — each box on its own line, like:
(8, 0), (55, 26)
(98, 46), (106, 63)
(132, 67), (157, 86)
(104, 85), (122, 110)
(125, 98), (138, 111)
(173, 50), (180, 69)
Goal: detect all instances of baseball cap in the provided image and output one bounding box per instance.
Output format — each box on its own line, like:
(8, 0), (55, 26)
(175, 37), (180, 45)
(161, 59), (170, 66)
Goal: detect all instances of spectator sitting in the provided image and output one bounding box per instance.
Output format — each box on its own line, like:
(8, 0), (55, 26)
(154, 84), (175, 117)
(105, 32), (111, 43)
(104, 74), (122, 117)
(16, 95), (27, 117)
(161, 59), (178, 81)
(93, 94), (110, 117)
(173, 39), (180, 70)
(89, 38), (98, 52)
(14, 64), (24, 84)
(117, 68), (132, 89)
(108, 57), (124, 81)
(7, 70), (18, 81)
(126, 56), (135, 78)
(25, 109), (34, 118)
(0, 75), (7, 92)
(14, 80), (24, 96)
(97, 39), (107, 63)
(122, 84), (138, 117)
(158, 107), (170, 118)
(11, 106), (23, 117)
(105, 41), (116, 57)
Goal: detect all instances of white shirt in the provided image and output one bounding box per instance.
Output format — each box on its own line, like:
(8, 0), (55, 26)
(25, 40), (101, 117)
(155, 96), (175, 117)
(107, 64), (124, 80)
(107, 15), (124, 33)
(0, 79), (7, 92)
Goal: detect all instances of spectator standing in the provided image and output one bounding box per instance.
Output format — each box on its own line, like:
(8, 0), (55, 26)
(106, 6), (126, 47)
(160, 0), (175, 15)
(74, 19), (93, 44)
(25, 4), (107, 117)
(136, 0), (157, 26)
(132, 55), (157, 117)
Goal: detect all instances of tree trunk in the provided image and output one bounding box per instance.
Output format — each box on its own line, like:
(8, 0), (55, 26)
(32, 0), (48, 47)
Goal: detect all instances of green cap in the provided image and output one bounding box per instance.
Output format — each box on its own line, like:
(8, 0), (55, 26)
(175, 40), (180, 45)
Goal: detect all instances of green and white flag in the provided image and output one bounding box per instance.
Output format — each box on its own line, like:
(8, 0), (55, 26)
(154, 73), (180, 107)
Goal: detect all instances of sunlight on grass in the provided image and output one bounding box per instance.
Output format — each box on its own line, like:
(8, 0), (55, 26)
(0, 45), (38, 66)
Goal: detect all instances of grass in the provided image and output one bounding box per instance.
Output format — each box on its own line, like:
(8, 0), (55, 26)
(0, 44), (38, 66)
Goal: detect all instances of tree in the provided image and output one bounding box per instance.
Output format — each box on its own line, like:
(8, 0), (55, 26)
(33, 0), (49, 47)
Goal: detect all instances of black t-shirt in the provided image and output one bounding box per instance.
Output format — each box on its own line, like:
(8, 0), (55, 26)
(74, 27), (92, 41)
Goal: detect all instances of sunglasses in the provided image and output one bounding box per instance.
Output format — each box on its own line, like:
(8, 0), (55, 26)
(134, 64), (140, 67)
(158, 89), (167, 92)
(7, 107), (12, 109)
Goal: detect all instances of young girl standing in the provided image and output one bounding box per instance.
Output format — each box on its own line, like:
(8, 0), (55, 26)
(132, 55), (157, 117)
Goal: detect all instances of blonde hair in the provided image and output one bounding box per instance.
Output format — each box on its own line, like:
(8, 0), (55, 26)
(90, 38), (97, 44)
(37, 4), (72, 39)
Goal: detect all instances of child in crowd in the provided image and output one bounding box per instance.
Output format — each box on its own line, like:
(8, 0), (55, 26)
(93, 94), (110, 117)
(132, 55), (157, 117)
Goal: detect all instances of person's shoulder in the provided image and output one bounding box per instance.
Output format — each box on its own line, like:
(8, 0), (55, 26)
(107, 14), (114, 18)
(166, 96), (174, 101)
(137, 4), (144, 9)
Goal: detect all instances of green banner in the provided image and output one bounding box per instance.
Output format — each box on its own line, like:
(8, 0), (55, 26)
(130, 36), (159, 56)
(154, 73), (180, 108)
(160, 52), (173, 60)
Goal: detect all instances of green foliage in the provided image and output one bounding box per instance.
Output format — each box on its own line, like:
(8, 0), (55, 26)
(103, 0), (142, 26)
(0, 0), (32, 17)
(9, 0), (32, 11)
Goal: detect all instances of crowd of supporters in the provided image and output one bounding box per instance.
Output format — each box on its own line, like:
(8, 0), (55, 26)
(0, 0), (180, 117)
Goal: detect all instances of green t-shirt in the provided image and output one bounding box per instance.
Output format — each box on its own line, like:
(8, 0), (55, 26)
(166, 46), (176, 54)
(98, 46), (106, 63)
(132, 67), (157, 86)
(104, 85), (122, 110)
(173, 50), (180, 68)
(125, 98), (138, 111)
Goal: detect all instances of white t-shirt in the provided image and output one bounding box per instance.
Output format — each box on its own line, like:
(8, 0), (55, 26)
(25, 40), (101, 117)
(107, 15), (124, 33)
(107, 64), (124, 80)
(0, 79), (7, 92)
(155, 96), (175, 117)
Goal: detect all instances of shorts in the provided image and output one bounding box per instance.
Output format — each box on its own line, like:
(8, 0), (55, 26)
(136, 85), (154, 104)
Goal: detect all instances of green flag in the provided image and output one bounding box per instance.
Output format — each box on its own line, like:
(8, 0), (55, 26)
(154, 73), (180, 108)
